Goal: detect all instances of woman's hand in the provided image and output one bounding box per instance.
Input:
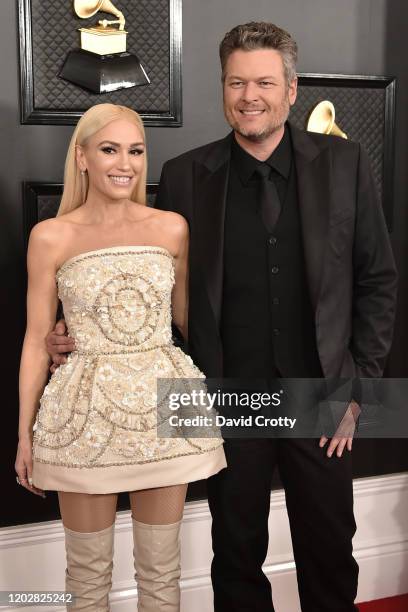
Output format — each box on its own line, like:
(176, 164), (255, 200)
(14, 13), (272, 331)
(15, 436), (45, 497)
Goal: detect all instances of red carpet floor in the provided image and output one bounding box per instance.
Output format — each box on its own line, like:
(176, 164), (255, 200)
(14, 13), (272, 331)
(358, 594), (408, 611)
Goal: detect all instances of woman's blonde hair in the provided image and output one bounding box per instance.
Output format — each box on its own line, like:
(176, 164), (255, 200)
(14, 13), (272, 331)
(58, 103), (147, 216)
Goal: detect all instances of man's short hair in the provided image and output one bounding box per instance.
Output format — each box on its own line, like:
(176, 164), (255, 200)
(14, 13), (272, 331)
(219, 22), (298, 85)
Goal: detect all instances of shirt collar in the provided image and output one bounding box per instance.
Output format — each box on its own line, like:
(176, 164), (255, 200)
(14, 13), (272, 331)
(231, 123), (292, 185)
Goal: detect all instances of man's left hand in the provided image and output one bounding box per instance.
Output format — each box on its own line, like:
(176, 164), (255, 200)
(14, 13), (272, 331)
(319, 400), (361, 457)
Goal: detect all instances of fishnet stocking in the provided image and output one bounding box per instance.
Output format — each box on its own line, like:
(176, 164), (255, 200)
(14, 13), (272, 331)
(58, 492), (118, 532)
(58, 484), (188, 530)
(130, 484), (187, 525)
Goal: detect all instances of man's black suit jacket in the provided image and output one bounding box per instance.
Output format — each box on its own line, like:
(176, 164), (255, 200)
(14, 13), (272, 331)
(155, 124), (398, 380)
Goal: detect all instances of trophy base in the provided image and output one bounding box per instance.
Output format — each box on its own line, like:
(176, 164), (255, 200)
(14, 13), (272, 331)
(59, 49), (150, 94)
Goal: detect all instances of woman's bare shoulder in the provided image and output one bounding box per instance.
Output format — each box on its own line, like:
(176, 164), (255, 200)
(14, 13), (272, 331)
(28, 217), (75, 254)
(31, 215), (75, 236)
(150, 208), (188, 235)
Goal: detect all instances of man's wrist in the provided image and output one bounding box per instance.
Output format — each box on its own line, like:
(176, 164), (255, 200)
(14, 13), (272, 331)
(349, 400), (361, 425)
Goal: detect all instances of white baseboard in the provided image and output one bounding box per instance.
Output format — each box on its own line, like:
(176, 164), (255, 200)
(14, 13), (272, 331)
(1, 473), (407, 611)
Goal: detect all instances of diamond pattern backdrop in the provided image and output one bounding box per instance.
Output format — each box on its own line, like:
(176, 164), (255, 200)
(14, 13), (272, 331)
(290, 78), (393, 208)
(22, 0), (180, 123)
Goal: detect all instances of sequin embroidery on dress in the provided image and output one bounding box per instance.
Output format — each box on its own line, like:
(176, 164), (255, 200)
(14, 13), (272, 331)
(32, 247), (223, 469)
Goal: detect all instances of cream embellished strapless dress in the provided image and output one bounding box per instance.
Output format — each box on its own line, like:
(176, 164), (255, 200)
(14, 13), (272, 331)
(32, 246), (226, 493)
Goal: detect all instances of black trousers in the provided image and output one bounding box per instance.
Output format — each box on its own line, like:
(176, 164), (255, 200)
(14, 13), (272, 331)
(207, 438), (359, 612)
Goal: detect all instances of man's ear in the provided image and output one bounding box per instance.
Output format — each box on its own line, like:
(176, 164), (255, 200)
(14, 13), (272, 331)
(288, 76), (298, 106)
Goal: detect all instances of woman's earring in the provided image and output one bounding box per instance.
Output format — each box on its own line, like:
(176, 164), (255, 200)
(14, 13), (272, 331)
(81, 169), (87, 176)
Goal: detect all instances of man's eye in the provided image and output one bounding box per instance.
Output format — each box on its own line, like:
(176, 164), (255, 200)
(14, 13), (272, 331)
(230, 81), (244, 88)
(259, 81), (274, 87)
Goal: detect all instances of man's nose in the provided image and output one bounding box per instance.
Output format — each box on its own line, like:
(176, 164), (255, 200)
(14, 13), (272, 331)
(241, 82), (259, 102)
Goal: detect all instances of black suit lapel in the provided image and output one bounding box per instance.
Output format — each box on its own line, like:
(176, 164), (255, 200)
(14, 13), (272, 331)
(193, 134), (231, 328)
(290, 125), (332, 311)
(192, 127), (332, 322)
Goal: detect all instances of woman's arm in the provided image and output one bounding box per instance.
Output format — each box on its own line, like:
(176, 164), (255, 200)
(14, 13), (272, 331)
(171, 216), (190, 342)
(16, 222), (59, 494)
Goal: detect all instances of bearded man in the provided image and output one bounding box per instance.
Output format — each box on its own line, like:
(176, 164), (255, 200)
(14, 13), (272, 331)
(155, 22), (397, 612)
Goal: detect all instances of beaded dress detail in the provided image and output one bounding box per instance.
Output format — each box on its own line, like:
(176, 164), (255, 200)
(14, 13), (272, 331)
(32, 246), (226, 494)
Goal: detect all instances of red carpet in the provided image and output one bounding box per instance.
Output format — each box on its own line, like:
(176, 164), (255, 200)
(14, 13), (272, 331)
(358, 594), (408, 611)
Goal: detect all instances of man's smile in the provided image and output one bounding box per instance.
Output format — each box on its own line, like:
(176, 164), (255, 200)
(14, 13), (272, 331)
(239, 109), (266, 116)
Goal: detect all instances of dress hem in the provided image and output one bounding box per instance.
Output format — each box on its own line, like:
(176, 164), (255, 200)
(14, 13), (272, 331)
(32, 445), (226, 493)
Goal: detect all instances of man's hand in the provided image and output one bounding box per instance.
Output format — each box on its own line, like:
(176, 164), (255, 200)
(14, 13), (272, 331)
(45, 319), (75, 373)
(319, 400), (361, 458)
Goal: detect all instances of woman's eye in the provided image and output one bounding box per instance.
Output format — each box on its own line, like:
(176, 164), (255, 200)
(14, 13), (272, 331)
(101, 146), (115, 154)
(130, 148), (144, 156)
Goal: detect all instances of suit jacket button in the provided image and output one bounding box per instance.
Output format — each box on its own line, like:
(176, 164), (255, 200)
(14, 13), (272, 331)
(273, 328), (280, 336)
(271, 266), (279, 274)
(269, 236), (277, 246)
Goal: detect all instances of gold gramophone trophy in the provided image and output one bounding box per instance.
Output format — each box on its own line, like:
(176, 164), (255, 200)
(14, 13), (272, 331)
(59, 0), (150, 94)
(306, 101), (347, 139)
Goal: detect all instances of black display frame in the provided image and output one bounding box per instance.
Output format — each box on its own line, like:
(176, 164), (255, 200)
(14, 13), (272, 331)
(18, 0), (182, 126)
(295, 73), (396, 230)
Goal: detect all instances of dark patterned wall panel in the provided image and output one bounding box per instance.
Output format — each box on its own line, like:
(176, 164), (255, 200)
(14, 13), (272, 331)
(293, 76), (395, 229)
(19, 0), (182, 125)
(292, 87), (384, 198)
(31, 0), (168, 112)
(37, 194), (61, 222)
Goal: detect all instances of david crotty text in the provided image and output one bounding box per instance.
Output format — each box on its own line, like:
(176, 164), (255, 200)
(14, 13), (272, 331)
(168, 415), (297, 429)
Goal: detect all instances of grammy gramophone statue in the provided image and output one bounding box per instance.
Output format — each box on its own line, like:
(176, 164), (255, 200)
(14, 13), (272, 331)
(306, 101), (348, 139)
(59, 0), (150, 94)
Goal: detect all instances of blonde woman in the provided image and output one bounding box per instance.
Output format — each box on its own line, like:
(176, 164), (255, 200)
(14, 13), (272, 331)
(15, 103), (226, 611)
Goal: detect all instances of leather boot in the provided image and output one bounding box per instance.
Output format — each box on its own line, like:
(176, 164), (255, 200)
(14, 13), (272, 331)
(64, 523), (114, 611)
(132, 518), (181, 611)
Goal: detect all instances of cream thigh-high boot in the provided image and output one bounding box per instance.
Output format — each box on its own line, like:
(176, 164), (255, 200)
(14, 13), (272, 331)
(64, 524), (114, 611)
(132, 519), (181, 612)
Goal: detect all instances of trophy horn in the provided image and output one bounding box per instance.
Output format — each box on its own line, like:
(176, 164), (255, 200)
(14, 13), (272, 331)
(74, 0), (125, 29)
(306, 100), (347, 139)
(61, 0), (150, 93)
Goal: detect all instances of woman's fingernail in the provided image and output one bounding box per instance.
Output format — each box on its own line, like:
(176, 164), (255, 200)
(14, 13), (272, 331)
(28, 477), (33, 486)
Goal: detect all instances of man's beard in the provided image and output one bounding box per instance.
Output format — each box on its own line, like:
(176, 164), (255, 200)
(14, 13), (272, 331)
(225, 97), (290, 143)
